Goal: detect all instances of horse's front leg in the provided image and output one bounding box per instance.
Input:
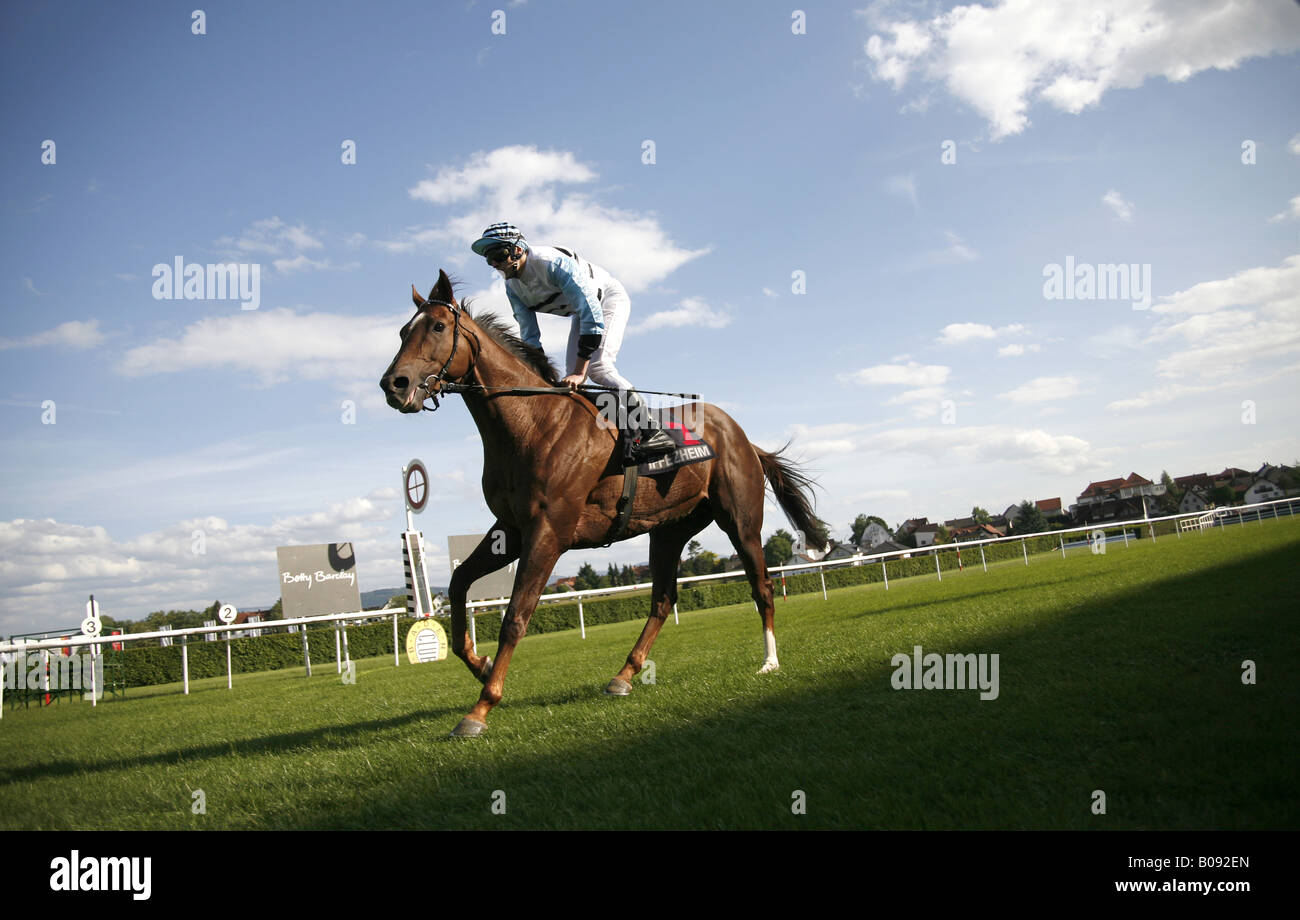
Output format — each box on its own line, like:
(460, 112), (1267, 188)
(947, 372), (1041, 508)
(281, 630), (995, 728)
(447, 521), (520, 683)
(450, 523), (562, 737)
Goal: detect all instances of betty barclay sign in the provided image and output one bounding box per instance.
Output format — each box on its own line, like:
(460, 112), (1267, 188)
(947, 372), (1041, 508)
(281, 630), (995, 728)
(276, 543), (363, 620)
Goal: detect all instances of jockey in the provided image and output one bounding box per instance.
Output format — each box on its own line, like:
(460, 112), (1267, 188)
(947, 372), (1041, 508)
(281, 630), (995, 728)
(472, 222), (677, 460)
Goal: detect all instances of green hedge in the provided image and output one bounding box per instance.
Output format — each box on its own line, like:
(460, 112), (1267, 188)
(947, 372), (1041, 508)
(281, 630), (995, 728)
(119, 533), (1082, 688)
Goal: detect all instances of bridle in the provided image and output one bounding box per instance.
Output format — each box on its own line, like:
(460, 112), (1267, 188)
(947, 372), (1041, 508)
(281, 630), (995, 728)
(414, 299), (480, 411)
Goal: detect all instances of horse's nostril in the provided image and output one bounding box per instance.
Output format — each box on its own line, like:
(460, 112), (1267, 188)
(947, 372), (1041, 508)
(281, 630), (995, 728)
(394, 376), (408, 391)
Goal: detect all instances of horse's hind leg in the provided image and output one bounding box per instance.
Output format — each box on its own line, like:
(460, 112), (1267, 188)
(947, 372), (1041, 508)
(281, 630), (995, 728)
(606, 503), (712, 696)
(711, 488), (779, 674)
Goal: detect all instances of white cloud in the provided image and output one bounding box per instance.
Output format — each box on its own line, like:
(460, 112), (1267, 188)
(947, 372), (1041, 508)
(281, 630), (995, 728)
(929, 230), (978, 265)
(214, 217), (334, 273)
(23, 277), (46, 296)
(885, 173), (919, 208)
(0, 320), (105, 351)
(408, 146), (596, 206)
(870, 424), (1099, 476)
(116, 308), (403, 387)
(1000, 376), (1081, 403)
(1102, 189), (1134, 221)
(391, 145), (708, 293)
(0, 496), (401, 633)
(936, 321), (1026, 345)
(838, 361), (951, 387)
(629, 297), (732, 334)
(1108, 363), (1300, 410)
(1288, 133), (1300, 156)
(997, 343), (1041, 357)
(861, 0), (1300, 139)
(1267, 195), (1300, 223)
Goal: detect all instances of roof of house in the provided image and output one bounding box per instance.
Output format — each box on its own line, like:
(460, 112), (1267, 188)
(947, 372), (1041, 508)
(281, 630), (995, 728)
(865, 540), (911, 555)
(1079, 473), (1149, 498)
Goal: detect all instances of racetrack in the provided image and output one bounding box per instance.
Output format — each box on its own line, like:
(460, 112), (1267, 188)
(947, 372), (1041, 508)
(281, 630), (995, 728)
(2, 517), (1295, 830)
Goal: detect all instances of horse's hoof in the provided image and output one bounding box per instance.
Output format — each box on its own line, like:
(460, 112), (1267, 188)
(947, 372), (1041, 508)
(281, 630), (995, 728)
(757, 660), (780, 675)
(604, 677), (632, 696)
(449, 717), (488, 738)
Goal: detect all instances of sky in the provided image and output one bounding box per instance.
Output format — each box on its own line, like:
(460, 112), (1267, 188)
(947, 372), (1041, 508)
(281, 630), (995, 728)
(1, 0), (1298, 634)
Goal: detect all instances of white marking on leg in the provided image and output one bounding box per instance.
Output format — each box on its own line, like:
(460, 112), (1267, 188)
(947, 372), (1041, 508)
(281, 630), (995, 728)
(757, 628), (779, 674)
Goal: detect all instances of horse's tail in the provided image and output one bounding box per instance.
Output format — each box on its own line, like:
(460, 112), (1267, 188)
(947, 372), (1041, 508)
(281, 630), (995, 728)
(754, 443), (830, 551)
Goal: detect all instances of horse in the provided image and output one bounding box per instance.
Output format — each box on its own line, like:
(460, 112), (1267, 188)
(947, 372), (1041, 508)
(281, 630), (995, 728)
(380, 271), (828, 736)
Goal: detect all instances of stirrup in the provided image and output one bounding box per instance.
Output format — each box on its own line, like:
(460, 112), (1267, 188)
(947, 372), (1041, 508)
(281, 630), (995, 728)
(631, 429), (677, 460)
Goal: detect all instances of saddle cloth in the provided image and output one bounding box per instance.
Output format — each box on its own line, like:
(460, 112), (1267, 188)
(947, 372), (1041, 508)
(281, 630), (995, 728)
(632, 407), (715, 474)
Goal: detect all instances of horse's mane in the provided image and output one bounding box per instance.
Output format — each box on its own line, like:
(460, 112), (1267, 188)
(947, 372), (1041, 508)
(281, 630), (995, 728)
(459, 296), (562, 385)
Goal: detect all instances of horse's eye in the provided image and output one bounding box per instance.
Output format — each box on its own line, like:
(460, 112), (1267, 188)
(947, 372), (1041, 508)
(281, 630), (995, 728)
(433, 321), (446, 333)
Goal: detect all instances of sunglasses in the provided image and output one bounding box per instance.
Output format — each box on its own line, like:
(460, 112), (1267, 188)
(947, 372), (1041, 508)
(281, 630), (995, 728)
(485, 247), (516, 266)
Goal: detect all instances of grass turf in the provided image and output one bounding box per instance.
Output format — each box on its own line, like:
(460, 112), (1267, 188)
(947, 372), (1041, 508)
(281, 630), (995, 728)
(1, 517), (1295, 829)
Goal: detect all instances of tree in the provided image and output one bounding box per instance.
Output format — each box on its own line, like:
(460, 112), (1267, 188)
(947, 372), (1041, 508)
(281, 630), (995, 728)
(971, 506), (991, 524)
(934, 525), (950, 544)
(606, 563), (620, 587)
(574, 562), (602, 591)
(1011, 500), (1048, 535)
(764, 529), (795, 567)
(1156, 470), (1181, 514)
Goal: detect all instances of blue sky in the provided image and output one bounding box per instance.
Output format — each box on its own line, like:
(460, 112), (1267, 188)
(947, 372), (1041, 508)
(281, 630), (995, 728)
(2, 0), (1298, 633)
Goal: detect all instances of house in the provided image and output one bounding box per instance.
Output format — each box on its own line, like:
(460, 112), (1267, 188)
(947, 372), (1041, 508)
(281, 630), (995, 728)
(895, 517), (932, 540)
(1074, 473), (1164, 524)
(1175, 472), (1213, 494)
(913, 525), (940, 547)
(822, 543), (859, 562)
(1035, 498), (1065, 521)
(950, 523), (1007, 542)
(857, 521), (893, 551)
(943, 516), (977, 532)
(1179, 487), (1211, 514)
(1244, 479), (1284, 504)
(863, 539), (911, 558)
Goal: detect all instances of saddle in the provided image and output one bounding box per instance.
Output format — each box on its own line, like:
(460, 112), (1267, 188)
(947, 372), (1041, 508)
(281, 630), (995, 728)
(607, 408), (715, 545)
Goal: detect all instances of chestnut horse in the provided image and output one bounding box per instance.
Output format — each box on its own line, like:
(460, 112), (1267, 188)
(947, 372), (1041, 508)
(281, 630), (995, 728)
(381, 271), (827, 736)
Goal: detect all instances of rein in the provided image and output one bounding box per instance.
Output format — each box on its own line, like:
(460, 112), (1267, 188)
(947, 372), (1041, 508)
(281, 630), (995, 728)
(415, 302), (698, 410)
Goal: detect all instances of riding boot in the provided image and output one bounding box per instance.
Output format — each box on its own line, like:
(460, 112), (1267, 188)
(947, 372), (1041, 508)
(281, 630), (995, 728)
(624, 389), (676, 460)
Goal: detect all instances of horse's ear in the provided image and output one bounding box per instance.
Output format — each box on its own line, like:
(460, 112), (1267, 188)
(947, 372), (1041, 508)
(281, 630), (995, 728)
(431, 269), (455, 306)
(412, 284), (426, 308)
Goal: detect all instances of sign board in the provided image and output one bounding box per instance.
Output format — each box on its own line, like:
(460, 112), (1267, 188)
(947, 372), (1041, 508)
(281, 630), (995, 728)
(405, 620), (449, 664)
(276, 543), (362, 620)
(404, 459), (429, 513)
(447, 533), (518, 602)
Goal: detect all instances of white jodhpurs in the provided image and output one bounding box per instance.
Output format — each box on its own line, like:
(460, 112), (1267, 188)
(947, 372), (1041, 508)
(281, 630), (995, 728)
(566, 278), (635, 391)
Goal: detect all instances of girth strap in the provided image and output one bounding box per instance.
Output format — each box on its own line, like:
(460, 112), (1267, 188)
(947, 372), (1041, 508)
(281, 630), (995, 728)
(606, 462), (639, 546)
